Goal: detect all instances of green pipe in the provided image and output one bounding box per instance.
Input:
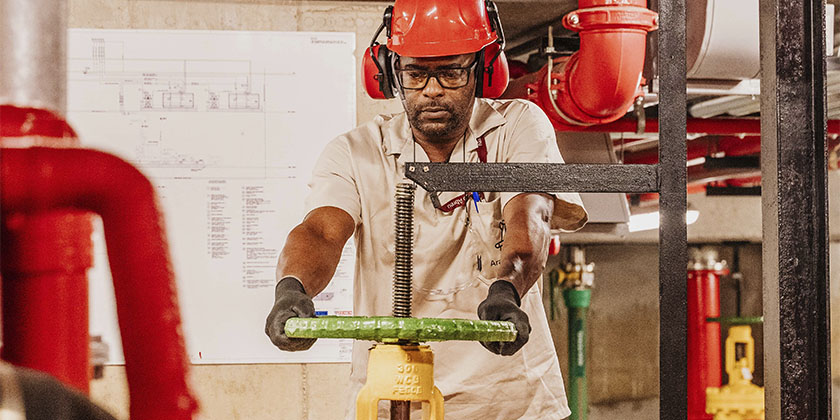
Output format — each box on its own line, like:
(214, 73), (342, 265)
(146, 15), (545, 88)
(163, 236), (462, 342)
(706, 316), (763, 325)
(549, 269), (560, 320)
(563, 288), (591, 420)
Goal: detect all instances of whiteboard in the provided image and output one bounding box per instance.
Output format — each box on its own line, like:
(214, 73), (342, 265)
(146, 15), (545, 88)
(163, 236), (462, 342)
(67, 29), (357, 363)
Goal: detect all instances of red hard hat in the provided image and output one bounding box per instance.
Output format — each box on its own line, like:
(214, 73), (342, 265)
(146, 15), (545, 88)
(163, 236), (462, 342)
(388, 0), (499, 57)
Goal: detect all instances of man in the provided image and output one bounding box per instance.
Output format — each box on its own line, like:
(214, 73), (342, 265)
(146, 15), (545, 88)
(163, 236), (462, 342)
(265, 1), (587, 418)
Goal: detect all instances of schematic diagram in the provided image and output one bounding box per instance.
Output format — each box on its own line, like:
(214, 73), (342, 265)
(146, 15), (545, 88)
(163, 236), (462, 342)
(129, 117), (215, 171)
(68, 29), (357, 364)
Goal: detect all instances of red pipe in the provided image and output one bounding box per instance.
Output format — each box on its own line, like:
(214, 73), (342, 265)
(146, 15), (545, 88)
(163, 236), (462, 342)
(725, 175), (762, 187)
(0, 106), (78, 139)
(2, 211), (94, 393)
(687, 267), (724, 420)
(525, 0), (657, 126)
(560, 116), (840, 135)
(0, 106), (197, 419)
(631, 173), (760, 202)
(625, 133), (834, 201)
(1, 106), (92, 393)
(622, 136), (761, 165)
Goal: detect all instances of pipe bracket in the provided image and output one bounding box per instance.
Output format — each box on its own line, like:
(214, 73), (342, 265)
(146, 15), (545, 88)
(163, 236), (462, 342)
(564, 6), (659, 32)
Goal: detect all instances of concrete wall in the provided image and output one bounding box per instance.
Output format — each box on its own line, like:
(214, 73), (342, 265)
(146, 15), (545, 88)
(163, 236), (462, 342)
(554, 171), (840, 419)
(545, 243), (763, 407)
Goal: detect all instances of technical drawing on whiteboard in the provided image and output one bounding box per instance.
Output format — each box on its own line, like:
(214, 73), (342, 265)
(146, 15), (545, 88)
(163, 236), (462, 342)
(67, 32), (344, 181)
(68, 29), (357, 364)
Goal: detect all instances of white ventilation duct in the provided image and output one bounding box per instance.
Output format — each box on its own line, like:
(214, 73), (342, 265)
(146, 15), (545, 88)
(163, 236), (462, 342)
(686, 0), (761, 80)
(687, 1), (835, 81)
(686, 1), (836, 117)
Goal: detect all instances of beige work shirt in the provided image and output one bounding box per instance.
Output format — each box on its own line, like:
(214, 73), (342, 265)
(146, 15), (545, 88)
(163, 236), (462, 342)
(304, 98), (588, 420)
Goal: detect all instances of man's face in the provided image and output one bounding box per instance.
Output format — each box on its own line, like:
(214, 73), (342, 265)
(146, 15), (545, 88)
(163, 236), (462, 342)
(397, 53), (477, 143)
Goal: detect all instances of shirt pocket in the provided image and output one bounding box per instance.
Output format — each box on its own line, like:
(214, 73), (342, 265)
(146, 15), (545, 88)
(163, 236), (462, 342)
(468, 195), (505, 283)
(411, 206), (477, 303)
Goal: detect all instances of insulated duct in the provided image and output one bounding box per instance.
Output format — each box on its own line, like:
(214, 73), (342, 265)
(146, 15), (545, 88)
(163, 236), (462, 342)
(0, 0), (67, 114)
(686, 0), (760, 80)
(687, 0), (834, 80)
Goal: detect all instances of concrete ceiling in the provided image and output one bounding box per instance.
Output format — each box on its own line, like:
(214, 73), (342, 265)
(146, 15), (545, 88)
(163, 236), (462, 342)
(319, 0), (580, 49)
(495, 1), (578, 46)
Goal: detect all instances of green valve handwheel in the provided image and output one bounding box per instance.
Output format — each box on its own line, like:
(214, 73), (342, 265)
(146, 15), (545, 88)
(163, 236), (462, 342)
(285, 316), (517, 342)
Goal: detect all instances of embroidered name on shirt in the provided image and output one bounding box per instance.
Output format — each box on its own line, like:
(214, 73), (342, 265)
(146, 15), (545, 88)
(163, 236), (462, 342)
(435, 135), (488, 213)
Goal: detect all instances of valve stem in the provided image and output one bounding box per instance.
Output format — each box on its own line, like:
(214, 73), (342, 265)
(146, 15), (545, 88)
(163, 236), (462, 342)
(393, 182), (415, 318)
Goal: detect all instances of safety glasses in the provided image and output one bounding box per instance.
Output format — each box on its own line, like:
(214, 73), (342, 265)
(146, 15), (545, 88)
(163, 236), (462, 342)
(394, 61), (477, 90)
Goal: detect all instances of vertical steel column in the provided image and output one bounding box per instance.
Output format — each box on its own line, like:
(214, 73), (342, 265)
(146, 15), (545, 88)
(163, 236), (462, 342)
(657, 0), (688, 418)
(759, 0), (831, 418)
(0, 0), (68, 113)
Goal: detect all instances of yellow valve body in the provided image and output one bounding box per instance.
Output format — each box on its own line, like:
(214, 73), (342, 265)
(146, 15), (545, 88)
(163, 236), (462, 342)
(706, 384), (764, 420)
(706, 325), (764, 420)
(356, 344), (444, 420)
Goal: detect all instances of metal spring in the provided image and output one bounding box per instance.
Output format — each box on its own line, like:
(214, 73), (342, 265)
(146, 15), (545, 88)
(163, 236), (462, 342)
(393, 182), (415, 318)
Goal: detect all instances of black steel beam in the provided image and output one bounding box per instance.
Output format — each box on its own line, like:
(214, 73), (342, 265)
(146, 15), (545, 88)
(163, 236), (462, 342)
(404, 163), (658, 193)
(704, 186), (761, 197)
(657, 1), (688, 420)
(759, 0), (831, 418)
(702, 156), (760, 170)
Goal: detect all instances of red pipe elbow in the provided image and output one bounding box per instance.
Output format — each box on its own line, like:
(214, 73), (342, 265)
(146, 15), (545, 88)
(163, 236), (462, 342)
(0, 147), (198, 420)
(528, 2), (657, 126)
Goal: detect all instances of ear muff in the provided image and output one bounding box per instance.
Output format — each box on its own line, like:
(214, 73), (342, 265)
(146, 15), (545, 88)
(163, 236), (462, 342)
(477, 0), (509, 98)
(363, 44), (396, 99)
(478, 42), (509, 98)
(363, 6), (395, 100)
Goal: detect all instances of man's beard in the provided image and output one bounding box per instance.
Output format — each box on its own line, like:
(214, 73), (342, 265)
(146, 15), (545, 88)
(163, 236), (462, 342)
(406, 102), (470, 142)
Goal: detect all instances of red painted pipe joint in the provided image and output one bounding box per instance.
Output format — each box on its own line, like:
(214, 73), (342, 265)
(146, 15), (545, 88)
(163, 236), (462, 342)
(527, 1), (657, 126)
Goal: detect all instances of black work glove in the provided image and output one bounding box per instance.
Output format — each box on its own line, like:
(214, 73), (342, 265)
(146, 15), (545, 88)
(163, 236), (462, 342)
(477, 280), (531, 356)
(265, 277), (317, 351)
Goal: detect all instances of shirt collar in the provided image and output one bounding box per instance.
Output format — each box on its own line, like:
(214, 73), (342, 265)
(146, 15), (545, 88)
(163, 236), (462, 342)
(384, 98), (507, 157)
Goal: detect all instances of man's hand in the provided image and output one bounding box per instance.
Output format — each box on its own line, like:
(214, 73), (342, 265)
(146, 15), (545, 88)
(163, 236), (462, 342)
(265, 277), (317, 351)
(477, 280), (531, 356)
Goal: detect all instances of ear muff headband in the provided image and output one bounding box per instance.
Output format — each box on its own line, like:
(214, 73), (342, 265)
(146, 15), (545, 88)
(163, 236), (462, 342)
(486, 0), (505, 48)
(478, 0), (509, 98)
(475, 49), (486, 98)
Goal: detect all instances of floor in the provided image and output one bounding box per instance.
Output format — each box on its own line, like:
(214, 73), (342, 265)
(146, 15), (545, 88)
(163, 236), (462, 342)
(588, 398), (658, 420)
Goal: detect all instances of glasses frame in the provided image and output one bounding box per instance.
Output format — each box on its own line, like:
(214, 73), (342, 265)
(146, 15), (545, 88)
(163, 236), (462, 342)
(393, 60), (478, 91)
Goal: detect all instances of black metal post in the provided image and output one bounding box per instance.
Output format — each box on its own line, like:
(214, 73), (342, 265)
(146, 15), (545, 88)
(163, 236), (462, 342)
(657, 0), (688, 419)
(406, 163), (658, 193)
(759, 0), (831, 418)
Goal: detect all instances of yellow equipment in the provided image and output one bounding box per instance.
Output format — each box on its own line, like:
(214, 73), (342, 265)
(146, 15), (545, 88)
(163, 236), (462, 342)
(705, 325), (764, 420)
(355, 344), (444, 420)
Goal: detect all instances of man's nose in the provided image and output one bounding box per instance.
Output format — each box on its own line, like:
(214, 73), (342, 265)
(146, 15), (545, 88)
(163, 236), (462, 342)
(422, 75), (445, 97)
